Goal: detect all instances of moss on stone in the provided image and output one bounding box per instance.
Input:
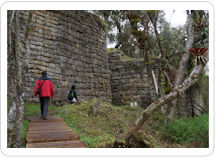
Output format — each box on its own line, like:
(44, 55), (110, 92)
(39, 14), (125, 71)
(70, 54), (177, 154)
(106, 48), (123, 54)
(99, 18), (109, 33)
(120, 55), (134, 61)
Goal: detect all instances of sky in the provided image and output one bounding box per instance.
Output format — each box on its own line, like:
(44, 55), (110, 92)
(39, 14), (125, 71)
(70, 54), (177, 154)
(164, 10), (187, 27)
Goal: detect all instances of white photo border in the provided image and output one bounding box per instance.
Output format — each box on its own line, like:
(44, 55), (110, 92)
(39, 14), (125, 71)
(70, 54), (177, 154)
(1, 0), (215, 157)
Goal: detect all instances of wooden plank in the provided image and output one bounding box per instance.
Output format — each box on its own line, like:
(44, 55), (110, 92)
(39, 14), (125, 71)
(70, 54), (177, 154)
(25, 116), (64, 122)
(28, 129), (72, 134)
(27, 130), (79, 143)
(27, 140), (86, 148)
(26, 115), (87, 148)
(28, 122), (70, 133)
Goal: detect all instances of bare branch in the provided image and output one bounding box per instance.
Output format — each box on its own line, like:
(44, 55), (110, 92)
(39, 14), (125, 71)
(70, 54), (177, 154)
(24, 11), (33, 41)
(152, 70), (158, 95)
(163, 71), (172, 87)
(147, 11), (165, 56)
(9, 11), (15, 26)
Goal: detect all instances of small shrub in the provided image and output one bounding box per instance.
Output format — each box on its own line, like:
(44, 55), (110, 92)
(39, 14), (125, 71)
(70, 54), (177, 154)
(161, 114), (209, 147)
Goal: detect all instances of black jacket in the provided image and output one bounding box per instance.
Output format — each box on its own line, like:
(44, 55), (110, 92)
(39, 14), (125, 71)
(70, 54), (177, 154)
(69, 89), (78, 101)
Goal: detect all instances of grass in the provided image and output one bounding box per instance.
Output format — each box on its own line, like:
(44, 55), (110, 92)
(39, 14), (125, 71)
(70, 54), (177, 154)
(120, 55), (144, 61)
(106, 48), (144, 61)
(50, 99), (143, 147)
(106, 48), (123, 54)
(24, 103), (57, 117)
(160, 114), (209, 147)
(20, 119), (29, 148)
(24, 104), (41, 117)
(120, 55), (135, 61)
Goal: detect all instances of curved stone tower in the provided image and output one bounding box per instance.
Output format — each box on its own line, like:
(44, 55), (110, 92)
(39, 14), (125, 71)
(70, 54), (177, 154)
(21, 10), (111, 104)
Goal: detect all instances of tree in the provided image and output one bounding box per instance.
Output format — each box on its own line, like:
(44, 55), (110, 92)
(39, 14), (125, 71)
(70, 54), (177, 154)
(125, 10), (209, 145)
(167, 10), (209, 119)
(166, 11), (195, 120)
(94, 10), (153, 58)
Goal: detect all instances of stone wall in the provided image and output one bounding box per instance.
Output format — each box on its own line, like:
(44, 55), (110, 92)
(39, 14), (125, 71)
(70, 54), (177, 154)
(20, 10), (111, 104)
(108, 52), (165, 108)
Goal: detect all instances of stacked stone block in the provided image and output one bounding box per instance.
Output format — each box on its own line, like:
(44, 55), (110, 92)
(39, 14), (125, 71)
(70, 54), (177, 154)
(20, 10), (111, 104)
(108, 52), (159, 108)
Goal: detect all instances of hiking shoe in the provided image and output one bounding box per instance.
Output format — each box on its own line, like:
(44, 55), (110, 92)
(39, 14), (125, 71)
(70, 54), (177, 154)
(43, 117), (47, 120)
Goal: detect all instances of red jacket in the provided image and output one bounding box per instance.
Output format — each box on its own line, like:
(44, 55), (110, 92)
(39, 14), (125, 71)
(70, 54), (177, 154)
(34, 76), (54, 97)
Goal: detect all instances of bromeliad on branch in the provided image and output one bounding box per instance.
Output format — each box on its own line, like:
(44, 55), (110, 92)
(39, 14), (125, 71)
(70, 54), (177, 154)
(189, 48), (208, 66)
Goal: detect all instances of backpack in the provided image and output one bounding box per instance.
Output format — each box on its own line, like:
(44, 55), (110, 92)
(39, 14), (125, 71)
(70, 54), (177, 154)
(68, 91), (74, 101)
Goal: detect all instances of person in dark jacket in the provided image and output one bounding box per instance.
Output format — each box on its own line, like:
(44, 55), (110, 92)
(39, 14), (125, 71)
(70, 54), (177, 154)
(34, 71), (54, 120)
(68, 85), (78, 104)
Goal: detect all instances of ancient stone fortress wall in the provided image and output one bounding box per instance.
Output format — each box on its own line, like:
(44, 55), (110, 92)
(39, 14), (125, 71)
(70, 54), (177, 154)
(108, 52), (166, 108)
(108, 51), (197, 116)
(20, 10), (111, 104)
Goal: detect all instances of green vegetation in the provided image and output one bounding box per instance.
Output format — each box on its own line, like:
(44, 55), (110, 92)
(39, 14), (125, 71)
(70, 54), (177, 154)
(20, 119), (29, 148)
(106, 48), (123, 54)
(23, 104), (41, 117)
(106, 48), (144, 61)
(163, 87), (172, 94)
(161, 114), (209, 147)
(24, 103), (57, 117)
(120, 55), (144, 61)
(120, 55), (134, 61)
(98, 17), (109, 33)
(51, 99), (143, 147)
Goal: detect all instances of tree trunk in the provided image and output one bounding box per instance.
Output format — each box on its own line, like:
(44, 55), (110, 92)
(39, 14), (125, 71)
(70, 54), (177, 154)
(167, 12), (194, 120)
(7, 10), (23, 148)
(7, 10), (32, 148)
(126, 63), (205, 143)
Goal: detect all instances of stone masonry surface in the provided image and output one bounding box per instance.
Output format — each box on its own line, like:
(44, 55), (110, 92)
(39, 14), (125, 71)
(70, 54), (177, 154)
(108, 51), (162, 108)
(19, 10), (111, 104)
(18, 11), (171, 109)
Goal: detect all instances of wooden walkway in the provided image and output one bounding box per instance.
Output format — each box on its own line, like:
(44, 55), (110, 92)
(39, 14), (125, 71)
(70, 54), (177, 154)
(25, 115), (86, 148)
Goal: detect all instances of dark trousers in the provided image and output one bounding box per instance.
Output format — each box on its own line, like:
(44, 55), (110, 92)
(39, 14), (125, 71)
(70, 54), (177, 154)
(40, 97), (50, 117)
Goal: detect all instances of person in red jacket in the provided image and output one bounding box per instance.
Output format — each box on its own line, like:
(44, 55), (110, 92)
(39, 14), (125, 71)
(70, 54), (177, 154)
(34, 71), (54, 120)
